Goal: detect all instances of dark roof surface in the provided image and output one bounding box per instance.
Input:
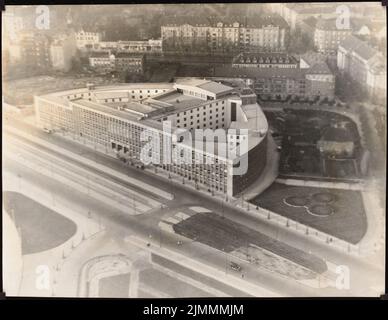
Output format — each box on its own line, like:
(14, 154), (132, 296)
(339, 35), (378, 61)
(320, 126), (356, 142)
(214, 66), (307, 80)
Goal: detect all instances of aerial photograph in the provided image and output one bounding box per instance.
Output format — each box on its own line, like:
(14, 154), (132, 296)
(2, 2), (386, 300)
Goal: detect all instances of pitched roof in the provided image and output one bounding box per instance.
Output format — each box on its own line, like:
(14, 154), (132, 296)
(315, 18), (339, 31)
(306, 62), (332, 75)
(214, 66), (307, 80)
(161, 15), (288, 29)
(233, 52), (298, 65)
(339, 35), (378, 61)
(299, 51), (327, 66)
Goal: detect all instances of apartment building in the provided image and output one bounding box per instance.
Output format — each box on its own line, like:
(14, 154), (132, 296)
(214, 56), (335, 100)
(114, 52), (145, 74)
(313, 18), (353, 55)
(18, 31), (51, 70)
(89, 52), (145, 74)
(161, 16), (288, 54)
(337, 35), (386, 102)
(75, 30), (101, 50)
(96, 39), (162, 54)
(50, 32), (77, 72)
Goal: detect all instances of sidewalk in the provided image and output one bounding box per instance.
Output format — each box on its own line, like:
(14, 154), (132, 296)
(3, 171), (102, 297)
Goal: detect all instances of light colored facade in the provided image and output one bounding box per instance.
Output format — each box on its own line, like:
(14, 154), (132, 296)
(94, 39), (163, 54)
(75, 30), (101, 50)
(2, 11), (24, 42)
(50, 33), (77, 72)
(215, 53), (335, 100)
(35, 80), (268, 196)
(89, 52), (145, 74)
(314, 18), (352, 55)
(117, 39), (162, 54)
(161, 18), (288, 54)
(337, 35), (386, 102)
(269, 3), (337, 31)
(18, 31), (51, 69)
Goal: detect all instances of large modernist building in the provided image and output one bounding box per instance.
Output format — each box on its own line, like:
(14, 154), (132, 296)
(35, 79), (268, 197)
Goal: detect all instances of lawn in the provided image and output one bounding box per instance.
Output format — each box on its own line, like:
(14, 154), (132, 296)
(3, 191), (77, 254)
(251, 183), (367, 244)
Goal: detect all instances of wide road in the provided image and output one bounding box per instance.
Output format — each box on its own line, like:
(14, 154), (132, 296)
(3, 117), (385, 296)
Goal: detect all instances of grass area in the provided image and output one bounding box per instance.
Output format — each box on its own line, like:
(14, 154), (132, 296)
(173, 212), (327, 274)
(3, 191), (77, 254)
(251, 183), (367, 244)
(98, 273), (130, 298)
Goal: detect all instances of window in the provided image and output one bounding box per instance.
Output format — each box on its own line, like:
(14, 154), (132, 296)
(231, 102), (237, 121)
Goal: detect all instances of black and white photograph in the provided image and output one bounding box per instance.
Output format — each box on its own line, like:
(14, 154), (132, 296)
(1, 1), (386, 303)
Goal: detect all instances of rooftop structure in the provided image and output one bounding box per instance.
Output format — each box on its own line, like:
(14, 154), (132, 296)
(232, 52), (299, 69)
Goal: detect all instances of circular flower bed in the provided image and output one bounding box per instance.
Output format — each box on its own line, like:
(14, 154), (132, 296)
(284, 196), (309, 207)
(311, 192), (336, 203)
(307, 204), (334, 217)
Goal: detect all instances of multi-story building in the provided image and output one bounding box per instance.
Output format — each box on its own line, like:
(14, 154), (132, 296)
(270, 3), (384, 32)
(89, 52), (115, 72)
(214, 55), (335, 100)
(75, 30), (101, 50)
(161, 16), (288, 55)
(337, 35), (386, 102)
(313, 18), (353, 55)
(94, 39), (163, 54)
(18, 31), (51, 70)
(50, 32), (77, 72)
(118, 39), (162, 54)
(232, 52), (298, 69)
(34, 79), (269, 196)
(270, 3), (338, 31)
(89, 52), (145, 74)
(2, 11), (24, 42)
(114, 52), (145, 74)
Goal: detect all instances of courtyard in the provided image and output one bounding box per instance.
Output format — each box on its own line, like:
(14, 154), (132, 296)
(264, 108), (362, 180)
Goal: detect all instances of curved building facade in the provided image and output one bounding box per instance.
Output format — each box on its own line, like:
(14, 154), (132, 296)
(35, 79), (268, 197)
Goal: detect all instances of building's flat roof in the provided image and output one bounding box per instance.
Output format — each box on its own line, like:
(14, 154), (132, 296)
(197, 81), (233, 94)
(155, 91), (203, 107)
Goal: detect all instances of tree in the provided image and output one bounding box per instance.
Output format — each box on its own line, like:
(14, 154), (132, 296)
(286, 29), (315, 54)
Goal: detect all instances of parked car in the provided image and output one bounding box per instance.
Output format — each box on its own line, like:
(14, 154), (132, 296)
(230, 262), (242, 272)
